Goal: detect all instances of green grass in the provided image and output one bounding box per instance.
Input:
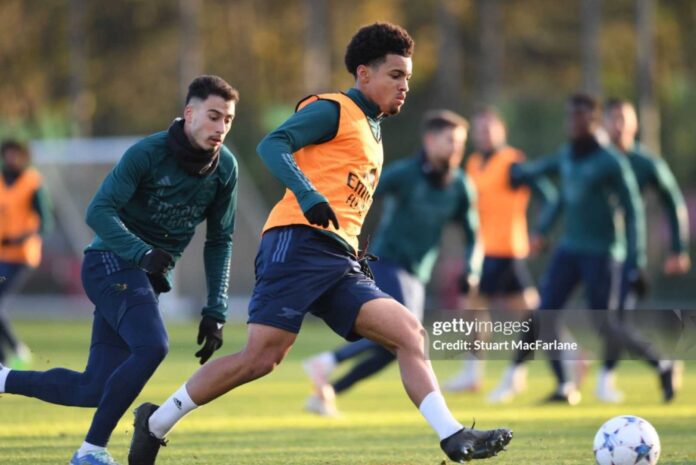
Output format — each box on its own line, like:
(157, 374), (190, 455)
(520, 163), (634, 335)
(1, 319), (695, 464)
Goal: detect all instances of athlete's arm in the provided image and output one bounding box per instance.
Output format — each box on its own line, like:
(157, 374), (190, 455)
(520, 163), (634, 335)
(257, 99), (340, 212)
(524, 174), (559, 235)
(32, 184), (54, 236)
(85, 144), (152, 264)
(201, 156), (238, 323)
(613, 157), (647, 270)
(510, 153), (560, 185)
(511, 153), (562, 239)
(458, 176), (479, 275)
(649, 157), (689, 254)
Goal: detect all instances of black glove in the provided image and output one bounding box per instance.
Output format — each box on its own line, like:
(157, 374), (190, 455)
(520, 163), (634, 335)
(627, 268), (650, 299)
(140, 248), (174, 274)
(147, 273), (172, 294)
(358, 252), (378, 280)
(304, 202), (339, 229)
(195, 315), (224, 364)
(457, 273), (471, 295)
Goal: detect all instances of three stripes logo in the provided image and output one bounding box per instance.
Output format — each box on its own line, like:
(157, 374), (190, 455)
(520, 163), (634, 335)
(272, 230), (293, 263)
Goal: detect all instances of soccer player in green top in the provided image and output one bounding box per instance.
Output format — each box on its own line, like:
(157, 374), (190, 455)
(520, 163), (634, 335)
(0, 75), (239, 465)
(595, 97), (690, 402)
(496, 93), (675, 405)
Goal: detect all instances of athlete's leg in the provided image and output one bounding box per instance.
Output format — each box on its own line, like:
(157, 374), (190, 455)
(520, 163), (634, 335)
(582, 257), (671, 401)
(335, 338), (379, 363)
(84, 300), (169, 447)
(0, 262), (28, 364)
(145, 323), (296, 442)
(355, 298), (512, 460)
(3, 311), (129, 406)
(332, 344), (395, 394)
(533, 249), (582, 402)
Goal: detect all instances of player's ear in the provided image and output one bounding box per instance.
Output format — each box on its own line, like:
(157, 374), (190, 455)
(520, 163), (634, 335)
(183, 103), (194, 122)
(356, 64), (370, 84)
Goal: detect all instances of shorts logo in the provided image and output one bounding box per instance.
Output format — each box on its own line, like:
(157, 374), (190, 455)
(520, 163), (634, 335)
(279, 307), (302, 319)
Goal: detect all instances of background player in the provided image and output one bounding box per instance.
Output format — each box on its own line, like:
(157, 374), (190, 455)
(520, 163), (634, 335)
(494, 93), (673, 405)
(0, 75), (239, 465)
(0, 140), (53, 369)
(443, 107), (556, 396)
(596, 97), (690, 402)
(302, 109), (478, 416)
(128, 23), (512, 465)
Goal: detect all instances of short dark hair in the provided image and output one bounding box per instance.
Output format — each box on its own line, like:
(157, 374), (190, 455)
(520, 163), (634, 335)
(604, 97), (633, 114)
(185, 75), (239, 105)
(1, 139), (29, 158)
(422, 109), (469, 134)
(568, 92), (600, 112)
(344, 22), (414, 77)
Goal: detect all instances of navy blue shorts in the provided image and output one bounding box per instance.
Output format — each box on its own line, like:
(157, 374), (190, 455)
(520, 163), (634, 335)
(247, 226), (391, 341)
(478, 256), (534, 296)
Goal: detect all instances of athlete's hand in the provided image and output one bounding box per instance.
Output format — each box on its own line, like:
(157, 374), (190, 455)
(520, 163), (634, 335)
(147, 273), (172, 294)
(627, 267), (650, 299)
(529, 234), (547, 255)
(140, 248), (174, 274)
(458, 273), (473, 295)
(195, 315), (224, 364)
(304, 202), (339, 229)
(663, 253), (690, 275)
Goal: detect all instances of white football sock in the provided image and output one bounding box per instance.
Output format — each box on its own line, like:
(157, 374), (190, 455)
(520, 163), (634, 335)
(418, 391), (463, 440)
(77, 442), (105, 458)
(0, 365), (10, 393)
(148, 383), (198, 439)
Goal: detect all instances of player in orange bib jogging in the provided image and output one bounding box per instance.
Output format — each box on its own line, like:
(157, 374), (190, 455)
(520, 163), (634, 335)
(128, 23), (512, 465)
(0, 140), (52, 368)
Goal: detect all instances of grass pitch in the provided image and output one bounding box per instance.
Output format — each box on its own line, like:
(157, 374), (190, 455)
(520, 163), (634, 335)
(1, 319), (694, 464)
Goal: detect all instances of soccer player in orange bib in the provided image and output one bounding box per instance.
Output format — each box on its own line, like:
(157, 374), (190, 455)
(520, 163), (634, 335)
(443, 108), (556, 397)
(128, 23), (512, 465)
(0, 140), (52, 368)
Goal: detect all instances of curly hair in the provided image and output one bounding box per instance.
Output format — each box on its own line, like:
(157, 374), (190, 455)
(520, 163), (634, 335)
(344, 22), (414, 77)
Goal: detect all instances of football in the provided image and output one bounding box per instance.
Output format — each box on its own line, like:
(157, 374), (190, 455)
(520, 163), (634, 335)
(593, 415), (661, 465)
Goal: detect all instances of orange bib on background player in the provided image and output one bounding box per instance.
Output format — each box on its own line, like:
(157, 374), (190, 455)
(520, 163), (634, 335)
(263, 93), (383, 252)
(466, 147), (530, 258)
(0, 167), (43, 267)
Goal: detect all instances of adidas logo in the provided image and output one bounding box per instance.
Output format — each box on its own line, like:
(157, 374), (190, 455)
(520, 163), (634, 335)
(157, 176), (172, 186)
(173, 397), (182, 410)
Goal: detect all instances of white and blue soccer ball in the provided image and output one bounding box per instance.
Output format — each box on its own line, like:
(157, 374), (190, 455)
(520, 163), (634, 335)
(593, 415), (661, 465)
